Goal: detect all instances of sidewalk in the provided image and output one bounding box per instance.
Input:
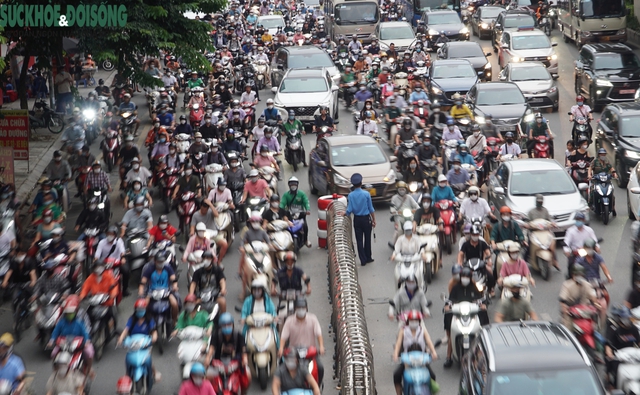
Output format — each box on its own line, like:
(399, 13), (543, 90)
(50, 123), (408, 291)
(10, 69), (116, 205)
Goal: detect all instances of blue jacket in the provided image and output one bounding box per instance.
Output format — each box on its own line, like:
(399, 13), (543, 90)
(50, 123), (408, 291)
(432, 185), (457, 203)
(51, 318), (90, 342)
(241, 295), (279, 348)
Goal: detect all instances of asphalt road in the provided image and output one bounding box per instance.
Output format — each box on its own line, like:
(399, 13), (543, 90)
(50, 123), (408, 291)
(10, 27), (637, 395)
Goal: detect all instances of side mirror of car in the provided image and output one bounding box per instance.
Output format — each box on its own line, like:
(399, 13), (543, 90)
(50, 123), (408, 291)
(389, 155), (398, 162)
(500, 43), (508, 49)
(551, 42), (558, 47)
(578, 183), (589, 191)
(478, 71), (485, 78)
(463, 17), (469, 23)
(485, 52), (491, 57)
(317, 160), (327, 167)
(630, 187), (640, 195)
(331, 85), (339, 91)
(499, 72), (507, 81)
(277, 64), (284, 70)
(493, 186), (505, 195)
(271, 87), (278, 93)
(495, 23), (501, 28)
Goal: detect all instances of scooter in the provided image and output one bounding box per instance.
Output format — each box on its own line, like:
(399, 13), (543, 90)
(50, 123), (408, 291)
(591, 172), (614, 225)
(390, 207), (414, 242)
(149, 288), (173, 354)
(288, 211), (306, 253)
(174, 133), (192, 164)
(568, 304), (602, 363)
(258, 165), (279, 195)
(119, 111), (137, 136)
(102, 128), (120, 172)
(190, 103), (205, 131)
(253, 60), (269, 90)
(125, 227), (149, 273)
(210, 357), (243, 395)
(532, 135), (550, 158)
(444, 296), (483, 367)
(472, 150), (486, 186)
(244, 241), (275, 288)
(395, 72), (409, 97)
(614, 347), (640, 394)
(245, 197), (269, 220)
(83, 107), (99, 146)
(285, 128), (304, 172)
(266, 220), (294, 269)
(420, 159), (439, 189)
(400, 351), (433, 395)
(56, 336), (89, 376)
(86, 293), (115, 360)
(203, 163), (225, 195)
(29, 99), (65, 134)
(570, 158), (592, 200)
(527, 218), (555, 281)
(245, 312), (278, 390)
(500, 275), (532, 305)
(51, 178), (70, 213)
(442, 139), (459, 173)
(407, 182), (423, 205)
(35, 291), (63, 349)
(294, 346), (322, 388)
(148, 239), (178, 272)
(177, 325), (208, 379)
(124, 334), (154, 395)
(572, 116), (592, 144)
(435, 199), (456, 254)
(229, 180), (246, 230)
(485, 137), (501, 174)
(393, 253), (425, 291)
(213, 202), (235, 245)
(81, 227), (101, 277)
(177, 191), (198, 242)
(158, 167), (180, 214)
(398, 140), (418, 172)
(416, 224), (440, 285)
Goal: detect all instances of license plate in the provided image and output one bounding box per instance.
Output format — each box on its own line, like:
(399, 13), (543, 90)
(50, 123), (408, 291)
(621, 89), (636, 94)
(298, 116), (314, 121)
(601, 36), (610, 41)
(368, 188), (377, 197)
(463, 336), (470, 349)
(529, 98), (544, 103)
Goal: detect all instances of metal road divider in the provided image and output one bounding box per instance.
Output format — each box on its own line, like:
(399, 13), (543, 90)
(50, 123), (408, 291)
(326, 201), (376, 395)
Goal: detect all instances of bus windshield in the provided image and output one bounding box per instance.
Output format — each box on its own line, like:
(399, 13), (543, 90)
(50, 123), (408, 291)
(581, 0), (624, 18)
(335, 2), (379, 24)
(414, 0), (454, 12)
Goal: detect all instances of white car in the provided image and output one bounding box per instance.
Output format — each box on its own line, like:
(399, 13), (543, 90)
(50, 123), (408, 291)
(272, 68), (339, 125)
(627, 162), (640, 219)
(498, 27), (559, 77)
(376, 21), (416, 52)
(257, 15), (285, 35)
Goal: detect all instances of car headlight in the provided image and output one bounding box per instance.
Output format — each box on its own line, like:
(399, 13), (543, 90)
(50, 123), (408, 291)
(524, 113), (534, 122)
(334, 173), (351, 187)
(475, 116), (485, 124)
(380, 42), (390, 50)
(596, 78), (613, 87)
(617, 28), (626, 35)
(428, 29), (439, 36)
(460, 27), (469, 34)
(484, 62), (491, 69)
(550, 54), (558, 60)
(626, 150), (640, 159)
(431, 86), (442, 94)
(384, 169), (396, 182)
(512, 57), (524, 62)
(548, 86), (557, 93)
(480, 22), (488, 29)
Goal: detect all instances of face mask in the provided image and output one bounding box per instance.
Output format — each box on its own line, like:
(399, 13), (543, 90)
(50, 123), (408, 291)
(448, 126), (454, 131)
(473, 131), (480, 137)
(408, 321), (420, 330)
(359, 86), (366, 91)
(461, 277), (471, 286)
(578, 102), (583, 107)
(424, 141), (430, 147)
(365, 119), (370, 123)
(285, 359), (297, 370)
(181, 120), (187, 125)
(193, 378), (203, 387)
(252, 289), (263, 298)
(434, 108), (440, 113)
(107, 235), (115, 243)
(185, 304), (196, 313)
(455, 101), (462, 106)
(404, 230), (412, 237)
(231, 162), (239, 168)
(512, 290), (521, 299)
(44, 216), (53, 224)
(93, 168), (101, 174)
(197, 230), (206, 238)
(470, 195), (478, 201)
(581, 145), (588, 150)
(366, 104), (372, 109)
(132, 163), (140, 170)
(296, 309), (307, 319)
(159, 138), (167, 143)
(290, 184), (298, 192)
(575, 220), (584, 228)
(196, 138), (202, 143)
(94, 266), (105, 276)
(185, 169), (193, 176)
(154, 123), (160, 128)
(54, 157), (62, 162)
(439, 182), (446, 188)
(502, 215), (511, 222)
(133, 184), (141, 191)
(406, 281), (417, 291)
(52, 237), (61, 243)
(170, 149), (176, 154)
(398, 189), (408, 197)
(136, 309), (146, 318)
(453, 165), (461, 171)
(267, 105), (274, 109)
(251, 222), (261, 230)
(126, 142), (133, 147)
(471, 235), (479, 242)
(460, 151), (468, 156)
(265, 133), (273, 139)
(509, 253), (519, 261)
(506, 139), (514, 144)
(271, 202), (280, 209)
(221, 325), (233, 335)
(586, 249), (594, 256)
(536, 201), (543, 208)
(44, 199), (53, 206)
(410, 164), (417, 170)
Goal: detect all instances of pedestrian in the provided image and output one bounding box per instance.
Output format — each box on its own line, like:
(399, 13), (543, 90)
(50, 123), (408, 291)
(345, 173), (376, 266)
(54, 66), (73, 113)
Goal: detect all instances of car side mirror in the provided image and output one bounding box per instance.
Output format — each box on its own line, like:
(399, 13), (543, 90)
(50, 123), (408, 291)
(331, 85), (339, 91)
(493, 186), (505, 195)
(499, 74), (506, 81)
(578, 183), (589, 191)
(389, 155), (398, 162)
(463, 17), (469, 23)
(500, 43), (508, 49)
(277, 64), (284, 70)
(485, 52), (491, 57)
(552, 42), (558, 47)
(271, 87), (278, 93)
(495, 23), (501, 28)
(630, 187), (640, 195)
(317, 160), (327, 167)
(478, 71), (485, 78)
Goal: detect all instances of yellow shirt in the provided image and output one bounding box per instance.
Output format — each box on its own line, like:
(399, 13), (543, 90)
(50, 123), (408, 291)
(450, 105), (474, 120)
(261, 33), (273, 42)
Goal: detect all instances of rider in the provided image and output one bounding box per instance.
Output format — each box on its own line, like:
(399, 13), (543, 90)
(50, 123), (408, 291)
(261, 99), (282, 124)
(527, 112), (554, 157)
(389, 181), (420, 247)
(449, 93), (473, 121)
(388, 274), (431, 319)
(569, 95), (593, 142)
(313, 105), (334, 136)
(356, 111), (378, 136)
(431, 174), (457, 204)
(340, 63), (358, 108)
(459, 186), (494, 224)
(564, 212), (600, 276)
(589, 147), (617, 215)
(497, 243), (535, 288)
(116, 299), (160, 381)
(48, 295), (94, 375)
(241, 169), (271, 204)
(272, 252), (311, 297)
(493, 280), (539, 323)
(178, 362), (215, 395)
(605, 306), (640, 388)
(391, 222), (421, 261)
(441, 118), (463, 144)
(0, 333), (25, 394)
(402, 158), (428, 191)
(282, 112), (308, 166)
(559, 265), (598, 328)
(240, 278), (278, 344)
(272, 347), (321, 395)
(490, 206), (525, 252)
(189, 249), (226, 312)
(171, 294), (213, 338)
(74, 197), (107, 238)
(497, 132), (521, 160)
(139, 251), (180, 323)
(280, 177), (312, 248)
(79, 260), (118, 332)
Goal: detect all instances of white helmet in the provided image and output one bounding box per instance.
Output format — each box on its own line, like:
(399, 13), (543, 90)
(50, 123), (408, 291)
(195, 222), (207, 231)
(266, 98), (274, 105)
(437, 174), (447, 183)
(468, 186), (480, 195)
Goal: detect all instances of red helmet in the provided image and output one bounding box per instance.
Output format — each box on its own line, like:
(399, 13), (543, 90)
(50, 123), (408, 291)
(117, 376), (133, 394)
(576, 95), (584, 102)
(185, 294), (197, 304)
(406, 310), (423, 322)
(134, 299), (148, 309)
(63, 295), (80, 313)
(499, 206), (512, 215)
(43, 208), (53, 217)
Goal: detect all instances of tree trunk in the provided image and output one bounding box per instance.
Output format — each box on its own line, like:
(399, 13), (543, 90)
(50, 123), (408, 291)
(18, 49), (31, 110)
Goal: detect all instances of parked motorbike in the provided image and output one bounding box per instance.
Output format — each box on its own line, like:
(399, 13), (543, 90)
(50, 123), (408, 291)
(527, 218), (555, 281)
(29, 99), (65, 134)
(123, 334), (154, 395)
(591, 172), (614, 225)
(245, 312), (278, 390)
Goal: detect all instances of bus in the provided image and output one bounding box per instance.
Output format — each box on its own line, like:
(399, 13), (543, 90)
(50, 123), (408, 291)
(557, 0), (626, 45)
(325, 0), (380, 43)
(396, 0), (459, 27)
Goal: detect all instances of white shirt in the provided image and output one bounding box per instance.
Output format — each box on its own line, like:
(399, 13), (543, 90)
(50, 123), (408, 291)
(161, 75), (177, 87)
(460, 197), (491, 220)
(500, 143), (521, 156)
(466, 134), (487, 150)
(94, 237), (126, 260)
(252, 125), (266, 142)
(356, 120), (378, 136)
(570, 104), (592, 119)
(253, 53), (270, 63)
(240, 91), (257, 103)
(564, 225), (599, 251)
(125, 167), (153, 186)
(0, 230), (15, 251)
(394, 235), (421, 255)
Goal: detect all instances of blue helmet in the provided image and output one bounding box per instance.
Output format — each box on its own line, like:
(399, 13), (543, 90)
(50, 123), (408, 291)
(446, 117), (455, 126)
(191, 362), (206, 376)
(219, 312), (234, 326)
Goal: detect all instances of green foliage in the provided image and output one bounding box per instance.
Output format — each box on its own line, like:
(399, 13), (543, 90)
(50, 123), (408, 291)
(627, 4), (640, 31)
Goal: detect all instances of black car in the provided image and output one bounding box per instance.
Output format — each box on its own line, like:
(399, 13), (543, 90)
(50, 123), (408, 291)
(270, 45), (341, 88)
(471, 6), (504, 39)
(596, 102), (640, 187)
(437, 41), (492, 81)
(491, 9), (536, 52)
(428, 59), (480, 107)
(466, 81), (533, 135)
(459, 322), (606, 395)
(575, 43), (640, 112)
(419, 10), (470, 46)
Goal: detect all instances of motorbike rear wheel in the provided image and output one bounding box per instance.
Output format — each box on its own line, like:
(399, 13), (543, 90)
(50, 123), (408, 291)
(425, 261), (433, 285)
(445, 234), (452, 255)
(48, 113), (65, 134)
(136, 378), (147, 395)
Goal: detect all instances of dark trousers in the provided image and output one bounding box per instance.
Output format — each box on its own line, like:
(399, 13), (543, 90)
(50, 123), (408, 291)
(353, 215), (373, 264)
(121, 259), (131, 293)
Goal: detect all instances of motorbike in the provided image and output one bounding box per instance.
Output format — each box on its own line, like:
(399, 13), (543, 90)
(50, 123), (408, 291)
(190, 103), (205, 131)
(485, 137), (501, 174)
(177, 325), (208, 379)
(444, 296), (484, 367)
(56, 335), (88, 374)
(158, 167), (180, 214)
(229, 180), (245, 230)
(527, 218), (555, 281)
(267, 220), (294, 269)
(244, 241), (275, 289)
(400, 351), (433, 395)
(149, 288), (173, 354)
(285, 128), (304, 172)
(337, 52), (350, 71)
(435, 199), (457, 254)
(540, 15), (551, 35)
(472, 150), (486, 186)
(35, 291), (63, 348)
(242, 102), (256, 130)
(177, 191), (198, 242)
(416, 223), (440, 285)
(407, 182), (423, 205)
(102, 128), (120, 172)
(614, 347), (640, 394)
(123, 334), (154, 395)
(81, 227), (101, 277)
(532, 135), (551, 158)
(210, 357), (243, 395)
(294, 346), (322, 388)
(567, 304), (602, 363)
(11, 283), (33, 343)
(253, 60), (269, 90)
(398, 140), (418, 172)
(572, 115), (592, 144)
(411, 102), (429, 128)
(393, 253), (425, 292)
(420, 159), (439, 189)
(570, 158), (593, 200)
(174, 133), (192, 164)
(456, 117), (472, 138)
(203, 163), (225, 196)
(245, 312), (278, 390)
(86, 293), (115, 360)
(51, 178), (70, 213)
(198, 284), (220, 314)
(258, 165), (279, 195)
(213, 202), (235, 245)
(125, 227), (150, 273)
(144, 88), (160, 118)
(442, 139), (460, 173)
(29, 99), (65, 134)
(276, 289), (303, 327)
(119, 111), (137, 136)
(390, 207), (415, 243)
(591, 172), (614, 225)
(395, 72), (409, 98)
(82, 107), (99, 146)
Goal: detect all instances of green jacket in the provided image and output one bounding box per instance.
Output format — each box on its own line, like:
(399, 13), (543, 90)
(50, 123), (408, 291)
(187, 79), (204, 89)
(591, 158), (613, 175)
(341, 72), (356, 84)
(282, 120), (304, 137)
(490, 220), (524, 243)
(280, 190), (310, 212)
(175, 310), (212, 331)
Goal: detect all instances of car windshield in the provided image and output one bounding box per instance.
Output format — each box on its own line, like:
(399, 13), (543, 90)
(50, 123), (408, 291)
(510, 65), (551, 81)
(416, 0), (455, 11)
(476, 87), (525, 105)
(335, 2), (379, 24)
(510, 168), (577, 196)
(503, 15), (536, 28)
(582, 0), (624, 18)
(428, 13), (461, 24)
(258, 17), (284, 28)
(432, 63), (477, 78)
(490, 369), (602, 395)
(331, 143), (388, 166)
(448, 44), (485, 58)
(280, 77), (328, 93)
(620, 116), (640, 137)
(480, 7), (503, 18)
(593, 53), (640, 70)
(289, 53), (334, 68)
(380, 25), (415, 40)
(512, 34), (551, 50)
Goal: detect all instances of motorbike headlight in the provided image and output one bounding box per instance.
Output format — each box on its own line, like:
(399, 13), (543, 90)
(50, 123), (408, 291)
(383, 169), (396, 183)
(431, 86), (442, 95)
(428, 29), (439, 36)
(83, 109), (96, 120)
(626, 150), (640, 159)
(596, 78), (613, 87)
(475, 116), (485, 124)
(484, 62), (491, 70)
(333, 173), (351, 187)
(459, 27), (469, 34)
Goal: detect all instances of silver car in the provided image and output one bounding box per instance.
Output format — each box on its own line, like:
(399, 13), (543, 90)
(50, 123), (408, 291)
(487, 159), (589, 238)
(272, 68), (339, 124)
(499, 62), (559, 111)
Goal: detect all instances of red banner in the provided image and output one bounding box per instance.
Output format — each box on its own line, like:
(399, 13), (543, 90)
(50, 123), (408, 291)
(0, 110), (29, 160)
(0, 147), (15, 185)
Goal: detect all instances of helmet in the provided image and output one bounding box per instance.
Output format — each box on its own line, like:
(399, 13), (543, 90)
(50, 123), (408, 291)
(159, 214), (169, 224)
(219, 312), (234, 326)
(283, 251), (297, 262)
(402, 118), (412, 127)
(446, 118), (455, 126)
(185, 294), (197, 304)
(505, 131), (514, 139)
(270, 194), (280, 202)
(117, 376), (133, 394)
(577, 136), (589, 145)
(452, 156), (462, 164)
(107, 225), (118, 235)
(468, 186), (480, 195)
(266, 98), (274, 105)
(63, 295), (80, 314)
(462, 223), (471, 234)
(396, 181), (407, 189)
(471, 124), (480, 131)
(534, 112), (542, 119)
(288, 110), (295, 117)
(179, 115), (186, 121)
(576, 95), (584, 102)
(460, 267), (472, 278)
(499, 206), (512, 215)
(406, 310), (422, 322)
(403, 221), (413, 231)
(571, 264), (585, 276)
(583, 239), (596, 248)
(422, 193), (432, 201)
(611, 305), (632, 320)
(155, 250), (170, 263)
(506, 242), (521, 253)
(195, 222), (207, 231)
(248, 169), (259, 178)
(452, 93), (462, 101)
(452, 264), (462, 275)
(288, 176), (299, 185)
(597, 148), (607, 155)
(191, 362), (206, 376)
(458, 143), (468, 151)
(260, 145), (270, 152)
(251, 277), (267, 290)
(437, 174), (447, 183)
(134, 298), (148, 309)
(364, 111), (372, 118)
(294, 298), (307, 309)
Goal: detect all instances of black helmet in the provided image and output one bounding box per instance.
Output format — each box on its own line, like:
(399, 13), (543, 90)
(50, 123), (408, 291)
(159, 214), (169, 224)
(270, 194), (280, 202)
(402, 118), (412, 127)
(294, 298), (307, 309)
(179, 115), (186, 121)
(98, 78), (104, 85)
(460, 267), (472, 278)
(155, 250), (169, 263)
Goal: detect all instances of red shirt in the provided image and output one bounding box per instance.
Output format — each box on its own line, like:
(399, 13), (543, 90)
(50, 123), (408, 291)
(244, 178), (269, 199)
(149, 224), (177, 241)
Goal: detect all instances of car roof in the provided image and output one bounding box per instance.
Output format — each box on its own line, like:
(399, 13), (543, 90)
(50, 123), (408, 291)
(504, 158), (564, 172)
(584, 43), (633, 54)
(607, 102), (640, 113)
(508, 61), (547, 70)
(283, 68), (328, 78)
(501, 8), (533, 15)
(445, 41), (483, 50)
(380, 21), (412, 28)
(480, 5), (504, 10)
(481, 322), (590, 372)
(510, 29), (547, 37)
(476, 81), (520, 91)
(433, 59), (474, 66)
(281, 45), (330, 55)
(425, 9), (458, 14)
(324, 135), (380, 147)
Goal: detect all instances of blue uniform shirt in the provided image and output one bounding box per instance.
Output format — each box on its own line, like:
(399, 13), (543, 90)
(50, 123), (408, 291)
(142, 265), (176, 291)
(346, 187), (375, 216)
(51, 318), (90, 342)
(0, 355), (24, 391)
(126, 316), (157, 335)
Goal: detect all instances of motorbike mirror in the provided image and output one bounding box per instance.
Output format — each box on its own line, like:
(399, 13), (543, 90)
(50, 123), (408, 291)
(630, 187), (640, 195)
(331, 85), (339, 92)
(440, 292), (447, 301)
(175, 229), (182, 237)
(277, 64), (284, 70)
(433, 339), (442, 348)
(493, 186), (505, 195)
(271, 87), (278, 93)
(390, 215), (395, 222)
(500, 43), (508, 49)
(578, 183), (589, 191)
(499, 74), (507, 81)
(389, 155), (398, 162)
(317, 160), (327, 167)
